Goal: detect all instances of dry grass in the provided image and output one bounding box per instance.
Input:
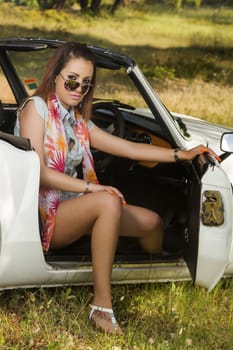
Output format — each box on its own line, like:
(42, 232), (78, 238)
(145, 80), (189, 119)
(95, 78), (233, 127)
(156, 79), (233, 127)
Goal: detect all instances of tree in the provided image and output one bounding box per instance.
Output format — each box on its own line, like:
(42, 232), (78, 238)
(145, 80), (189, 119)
(80, 0), (88, 11)
(79, 0), (102, 13)
(37, 0), (67, 10)
(111, 0), (125, 14)
(90, 0), (101, 12)
(79, 0), (127, 14)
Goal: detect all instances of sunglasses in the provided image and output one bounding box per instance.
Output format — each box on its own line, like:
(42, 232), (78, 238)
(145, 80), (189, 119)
(60, 73), (93, 95)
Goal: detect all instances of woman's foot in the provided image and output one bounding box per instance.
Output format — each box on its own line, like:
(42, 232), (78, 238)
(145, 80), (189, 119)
(89, 304), (123, 335)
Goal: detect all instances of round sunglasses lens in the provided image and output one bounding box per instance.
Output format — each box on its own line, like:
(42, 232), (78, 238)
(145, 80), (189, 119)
(64, 80), (79, 91)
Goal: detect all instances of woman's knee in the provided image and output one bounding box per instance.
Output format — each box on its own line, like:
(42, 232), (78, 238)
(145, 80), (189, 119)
(138, 212), (163, 253)
(95, 191), (122, 218)
(140, 210), (163, 233)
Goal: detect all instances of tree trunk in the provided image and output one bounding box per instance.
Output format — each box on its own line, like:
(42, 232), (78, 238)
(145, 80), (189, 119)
(80, 0), (88, 11)
(52, 0), (66, 9)
(111, 0), (125, 14)
(90, 0), (101, 13)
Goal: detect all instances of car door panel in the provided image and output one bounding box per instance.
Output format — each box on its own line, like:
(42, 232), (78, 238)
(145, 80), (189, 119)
(0, 138), (47, 287)
(196, 164), (232, 291)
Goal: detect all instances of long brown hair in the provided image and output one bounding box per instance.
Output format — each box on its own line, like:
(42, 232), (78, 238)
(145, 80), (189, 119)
(34, 42), (96, 120)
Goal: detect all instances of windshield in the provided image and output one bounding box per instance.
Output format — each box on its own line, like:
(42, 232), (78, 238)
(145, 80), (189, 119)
(5, 48), (188, 143)
(8, 49), (147, 108)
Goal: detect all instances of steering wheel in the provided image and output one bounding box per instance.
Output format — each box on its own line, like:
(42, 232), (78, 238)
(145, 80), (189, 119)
(92, 101), (125, 172)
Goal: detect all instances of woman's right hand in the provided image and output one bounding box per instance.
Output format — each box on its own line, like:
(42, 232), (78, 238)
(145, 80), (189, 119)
(180, 145), (221, 162)
(88, 183), (127, 206)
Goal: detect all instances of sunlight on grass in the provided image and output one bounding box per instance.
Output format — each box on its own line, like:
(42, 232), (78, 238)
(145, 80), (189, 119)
(156, 79), (233, 127)
(1, 281), (233, 348)
(1, 4), (233, 50)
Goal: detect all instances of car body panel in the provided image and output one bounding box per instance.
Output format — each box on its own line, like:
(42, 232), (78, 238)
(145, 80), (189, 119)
(0, 125), (232, 291)
(197, 164), (233, 291)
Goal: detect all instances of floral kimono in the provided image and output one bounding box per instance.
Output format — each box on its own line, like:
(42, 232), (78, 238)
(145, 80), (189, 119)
(40, 94), (98, 251)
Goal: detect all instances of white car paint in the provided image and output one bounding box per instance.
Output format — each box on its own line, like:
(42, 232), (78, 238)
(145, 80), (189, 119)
(1, 115), (233, 291)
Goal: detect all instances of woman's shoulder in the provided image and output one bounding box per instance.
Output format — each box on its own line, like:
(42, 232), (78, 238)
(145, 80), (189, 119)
(29, 95), (47, 108)
(29, 95), (45, 103)
(26, 96), (48, 120)
(15, 96), (48, 135)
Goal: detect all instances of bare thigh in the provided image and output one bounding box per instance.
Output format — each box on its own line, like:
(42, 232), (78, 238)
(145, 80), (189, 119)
(119, 204), (163, 253)
(50, 191), (122, 249)
(119, 204), (162, 236)
(50, 192), (162, 253)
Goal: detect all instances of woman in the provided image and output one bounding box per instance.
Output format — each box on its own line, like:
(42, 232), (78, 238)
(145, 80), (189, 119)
(16, 42), (218, 335)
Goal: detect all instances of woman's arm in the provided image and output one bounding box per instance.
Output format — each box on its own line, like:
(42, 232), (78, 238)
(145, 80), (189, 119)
(19, 100), (125, 202)
(89, 123), (220, 163)
(19, 100), (90, 192)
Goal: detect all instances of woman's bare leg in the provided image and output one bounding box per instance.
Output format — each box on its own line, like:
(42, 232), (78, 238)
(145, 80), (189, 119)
(51, 191), (121, 305)
(50, 191), (123, 333)
(50, 192), (163, 333)
(119, 204), (163, 253)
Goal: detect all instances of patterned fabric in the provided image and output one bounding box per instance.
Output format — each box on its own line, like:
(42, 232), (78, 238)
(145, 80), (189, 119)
(40, 94), (98, 251)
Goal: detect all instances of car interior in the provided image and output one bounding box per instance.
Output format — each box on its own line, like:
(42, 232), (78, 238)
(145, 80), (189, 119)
(0, 96), (194, 268)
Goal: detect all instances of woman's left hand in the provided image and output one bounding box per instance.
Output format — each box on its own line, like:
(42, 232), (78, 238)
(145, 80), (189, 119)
(179, 145), (221, 162)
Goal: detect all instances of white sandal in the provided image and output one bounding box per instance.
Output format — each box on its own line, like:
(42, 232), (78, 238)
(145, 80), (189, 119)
(89, 304), (122, 335)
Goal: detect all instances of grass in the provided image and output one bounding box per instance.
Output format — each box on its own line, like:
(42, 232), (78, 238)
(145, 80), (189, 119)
(1, 280), (233, 349)
(1, 3), (233, 348)
(157, 79), (233, 126)
(1, 3), (233, 126)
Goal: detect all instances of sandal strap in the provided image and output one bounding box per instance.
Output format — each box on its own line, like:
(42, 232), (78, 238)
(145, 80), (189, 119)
(89, 304), (119, 329)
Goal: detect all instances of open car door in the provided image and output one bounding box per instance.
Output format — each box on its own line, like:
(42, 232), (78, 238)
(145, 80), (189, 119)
(184, 157), (232, 291)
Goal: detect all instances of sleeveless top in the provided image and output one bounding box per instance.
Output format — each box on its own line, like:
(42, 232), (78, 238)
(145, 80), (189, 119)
(15, 94), (99, 251)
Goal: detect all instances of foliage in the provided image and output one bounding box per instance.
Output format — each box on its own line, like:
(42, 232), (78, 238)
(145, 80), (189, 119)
(1, 0), (233, 12)
(143, 64), (175, 80)
(37, 0), (65, 9)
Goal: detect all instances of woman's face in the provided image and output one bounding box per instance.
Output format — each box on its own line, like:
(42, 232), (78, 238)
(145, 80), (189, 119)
(55, 57), (94, 110)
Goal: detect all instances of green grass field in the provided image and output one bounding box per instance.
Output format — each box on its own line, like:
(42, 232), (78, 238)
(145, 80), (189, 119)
(1, 281), (233, 349)
(1, 3), (233, 349)
(1, 2), (233, 126)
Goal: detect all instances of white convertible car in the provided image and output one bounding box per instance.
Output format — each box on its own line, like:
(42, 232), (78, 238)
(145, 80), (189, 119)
(0, 37), (233, 292)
